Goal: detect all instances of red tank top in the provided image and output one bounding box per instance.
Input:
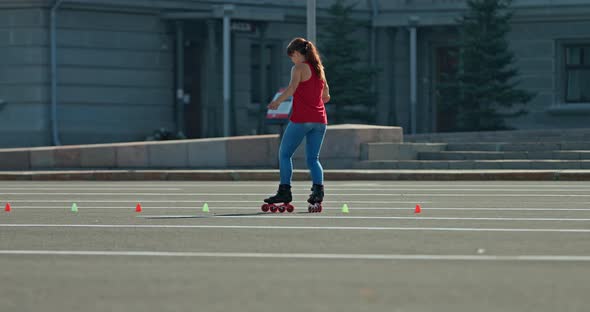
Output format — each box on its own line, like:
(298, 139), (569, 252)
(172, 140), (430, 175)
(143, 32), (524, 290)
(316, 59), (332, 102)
(290, 62), (327, 124)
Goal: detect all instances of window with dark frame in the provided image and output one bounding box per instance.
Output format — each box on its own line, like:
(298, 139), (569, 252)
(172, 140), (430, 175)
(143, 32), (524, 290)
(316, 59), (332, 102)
(565, 45), (590, 103)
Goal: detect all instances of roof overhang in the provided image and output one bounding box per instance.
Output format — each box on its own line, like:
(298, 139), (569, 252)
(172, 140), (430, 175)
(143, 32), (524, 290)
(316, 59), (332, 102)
(161, 5), (285, 22)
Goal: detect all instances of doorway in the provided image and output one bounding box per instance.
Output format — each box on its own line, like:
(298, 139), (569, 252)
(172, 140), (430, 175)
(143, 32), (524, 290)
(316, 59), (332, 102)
(182, 35), (203, 138)
(251, 42), (280, 134)
(433, 46), (459, 132)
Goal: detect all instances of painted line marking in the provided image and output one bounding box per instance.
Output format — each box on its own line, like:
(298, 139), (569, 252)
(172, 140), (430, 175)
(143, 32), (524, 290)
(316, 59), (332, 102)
(0, 200), (429, 204)
(10, 206), (590, 212)
(4, 206), (590, 212)
(6, 187), (588, 192)
(1, 224), (590, 233)
(2, 192), (590, 197)
(317, 188), (590, 192)
(1, 250), (590, 261)
(4, 182), (586, 188)
(0, 187), (182, 191)
(138, 215), (590, 222)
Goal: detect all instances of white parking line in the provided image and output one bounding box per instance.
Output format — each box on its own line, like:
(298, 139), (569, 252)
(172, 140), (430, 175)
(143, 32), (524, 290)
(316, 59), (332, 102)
(0, 200), (429, 204)
(1, 250), (590, 261)
(320, 188), (590, 192)
(5, 187), (588, 192)
(4, 206), (590, 211)
(1, 224), (589, 233)
(3, 182), (586, 188)
(0, 187), (182, 191)
(138, 215), (590, 222)
(1, 192), (590, 197)
(6, 206), (590, 212)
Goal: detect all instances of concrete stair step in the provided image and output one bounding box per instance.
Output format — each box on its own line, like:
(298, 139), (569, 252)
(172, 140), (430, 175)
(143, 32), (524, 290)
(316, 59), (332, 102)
(446, 142), (590, 152)
(405, 128), (590, 143)
(355, 160), (590, 170)
(419, 151), (590, 160)
(361, 142), (446, 161)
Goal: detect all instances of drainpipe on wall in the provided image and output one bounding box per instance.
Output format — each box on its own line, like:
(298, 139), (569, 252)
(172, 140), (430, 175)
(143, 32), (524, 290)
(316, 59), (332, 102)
(408, 16), (419, 135)
(175, 21), (185, 136)
(258, 22), (268, 135)
(50, 0), (64, 146)
(222, 4), (234, 137)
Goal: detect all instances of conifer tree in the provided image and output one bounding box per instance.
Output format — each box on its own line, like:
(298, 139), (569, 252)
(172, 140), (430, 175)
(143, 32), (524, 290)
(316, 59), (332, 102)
(320, 0), (377, 123)
(439, 0), (534, 131)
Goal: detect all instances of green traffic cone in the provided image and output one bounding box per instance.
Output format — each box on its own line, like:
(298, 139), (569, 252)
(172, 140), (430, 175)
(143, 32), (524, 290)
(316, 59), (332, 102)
(341, 204), (349, 213)
(202, 203), (209, 212)
(71, 203), (78, 213)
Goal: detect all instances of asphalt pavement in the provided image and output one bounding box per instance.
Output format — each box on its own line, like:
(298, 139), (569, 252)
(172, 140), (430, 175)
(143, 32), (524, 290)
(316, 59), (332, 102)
(0, 181), (589, 312)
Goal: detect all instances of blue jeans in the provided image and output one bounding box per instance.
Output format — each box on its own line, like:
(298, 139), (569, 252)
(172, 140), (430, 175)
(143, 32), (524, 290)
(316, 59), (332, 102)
(279, 122), (327, 185)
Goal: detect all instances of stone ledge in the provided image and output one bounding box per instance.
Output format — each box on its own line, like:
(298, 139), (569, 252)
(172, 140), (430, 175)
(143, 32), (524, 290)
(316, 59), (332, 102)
(0, 124), (403, 170)
(0, 170), (588, 181)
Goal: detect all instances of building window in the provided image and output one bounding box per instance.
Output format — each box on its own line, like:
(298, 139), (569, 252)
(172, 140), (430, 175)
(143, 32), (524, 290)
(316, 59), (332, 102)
(565, 45), (590, 103)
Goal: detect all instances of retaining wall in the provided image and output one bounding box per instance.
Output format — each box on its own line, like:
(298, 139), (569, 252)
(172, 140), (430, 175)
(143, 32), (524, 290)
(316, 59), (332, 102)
(0, 124), (402, 170)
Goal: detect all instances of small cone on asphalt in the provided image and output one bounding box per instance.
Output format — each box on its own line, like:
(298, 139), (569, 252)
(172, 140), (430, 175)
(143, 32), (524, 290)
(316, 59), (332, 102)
(341, 204), (349, 213)
(202, 203), (209, 213)
(414, 204), (422, 214)
(5, 203), (11, 212)
(71, 203), (78, 213)
(135, 203), (142, 213)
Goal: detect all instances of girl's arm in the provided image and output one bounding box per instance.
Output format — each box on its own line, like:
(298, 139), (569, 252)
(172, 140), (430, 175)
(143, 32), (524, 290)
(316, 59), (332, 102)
(322, 80), (330, 103)
(268, 64), (304, 109)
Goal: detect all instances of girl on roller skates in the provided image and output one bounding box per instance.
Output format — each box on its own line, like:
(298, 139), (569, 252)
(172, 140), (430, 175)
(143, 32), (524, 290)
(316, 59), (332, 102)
(262, 37), (330, 214)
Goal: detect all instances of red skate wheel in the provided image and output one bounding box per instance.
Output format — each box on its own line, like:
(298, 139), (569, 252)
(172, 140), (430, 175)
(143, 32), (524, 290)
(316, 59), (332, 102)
(317, 204), (322, 213)
(270, 205), (278, 213)
(286, 204), (294, 213)
(261, 204), (269, 212)
(278, 205), (286, 213)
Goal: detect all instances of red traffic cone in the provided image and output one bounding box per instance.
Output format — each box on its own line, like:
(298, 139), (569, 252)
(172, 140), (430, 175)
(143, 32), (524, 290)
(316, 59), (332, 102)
(135, 203), (142, 213)
(5, 203), (11, 212)
(414, 204), (421, 214)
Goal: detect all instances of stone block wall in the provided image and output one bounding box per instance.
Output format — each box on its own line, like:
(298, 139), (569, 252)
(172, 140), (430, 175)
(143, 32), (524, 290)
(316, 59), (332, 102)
(0, 124), (402, 170)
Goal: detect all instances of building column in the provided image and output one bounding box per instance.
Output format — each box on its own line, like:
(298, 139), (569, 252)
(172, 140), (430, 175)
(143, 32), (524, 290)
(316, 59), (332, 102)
(307, 0), (316, 43)
(393, 27), (410, 132)
(222, 5), (234, 137)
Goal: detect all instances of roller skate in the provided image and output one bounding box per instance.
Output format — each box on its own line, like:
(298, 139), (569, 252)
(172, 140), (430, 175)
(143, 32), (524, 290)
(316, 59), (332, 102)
(261, 184), (294, 213)
(307, 184), (324, 213)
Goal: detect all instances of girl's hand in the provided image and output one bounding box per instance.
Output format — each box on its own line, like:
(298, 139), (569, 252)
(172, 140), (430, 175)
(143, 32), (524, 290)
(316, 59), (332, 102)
(267, 100), (281, 110)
